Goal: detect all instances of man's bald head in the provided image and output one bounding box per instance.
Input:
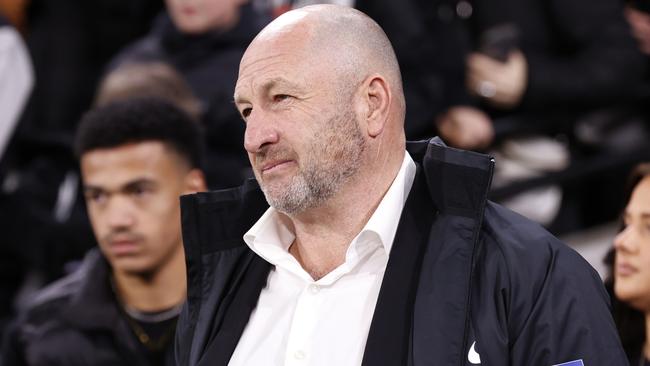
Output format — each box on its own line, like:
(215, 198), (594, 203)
(245, 5), (405, 120)
(235, 5), (409, 217)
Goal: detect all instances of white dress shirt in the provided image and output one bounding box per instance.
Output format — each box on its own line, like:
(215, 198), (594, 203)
(229, 152), (416, 366)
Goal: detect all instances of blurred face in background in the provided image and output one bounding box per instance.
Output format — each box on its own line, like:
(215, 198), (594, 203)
(166, 0), (249, 34)
(81, 141), (202, 277)
(614, 175), (650, 312)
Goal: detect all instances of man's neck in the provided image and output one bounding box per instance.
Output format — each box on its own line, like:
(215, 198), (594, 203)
(112, 248), (187, 312)
(287, 150), (404, 280)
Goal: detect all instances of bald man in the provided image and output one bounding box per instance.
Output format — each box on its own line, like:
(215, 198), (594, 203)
(175, 5), (627, 366)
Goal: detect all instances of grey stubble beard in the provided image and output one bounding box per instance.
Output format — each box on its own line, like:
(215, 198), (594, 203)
(258, 108), (365, 215)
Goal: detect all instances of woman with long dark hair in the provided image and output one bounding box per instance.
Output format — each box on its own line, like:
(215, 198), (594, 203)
(606, 162), (650, 366)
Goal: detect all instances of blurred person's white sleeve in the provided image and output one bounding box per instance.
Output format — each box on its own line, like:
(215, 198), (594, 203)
(0, 25), (33, 159)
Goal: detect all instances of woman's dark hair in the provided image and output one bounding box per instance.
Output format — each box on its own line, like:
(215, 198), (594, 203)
(74, 97), (204, 169)
(604, 162), (650, 361)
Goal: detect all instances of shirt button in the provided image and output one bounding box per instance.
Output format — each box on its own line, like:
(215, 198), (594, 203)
(294, 350), (306, 360)
(308, 284), (320, 294)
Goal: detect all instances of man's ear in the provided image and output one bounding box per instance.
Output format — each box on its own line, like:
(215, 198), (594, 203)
(362, 74), (391, 138)
(183, 169), (207, 194)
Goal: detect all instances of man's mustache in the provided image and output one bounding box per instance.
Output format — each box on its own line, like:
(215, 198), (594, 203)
(101, 231), (145, 244)
(254, 147), (296, 166)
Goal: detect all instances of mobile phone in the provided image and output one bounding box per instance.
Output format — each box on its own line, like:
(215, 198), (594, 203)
(478, 23), (520, 62)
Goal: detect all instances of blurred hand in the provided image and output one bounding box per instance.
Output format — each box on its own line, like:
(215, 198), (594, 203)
(467, 50), (528, 109)
(625, 6), (650, 55)
(436, 106), (495, 150)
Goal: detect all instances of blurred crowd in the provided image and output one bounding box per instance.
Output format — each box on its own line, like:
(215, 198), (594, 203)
(0, 0), (649, 364)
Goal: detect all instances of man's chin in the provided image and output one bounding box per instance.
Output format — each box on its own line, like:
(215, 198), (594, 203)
(110, 257), (155, 277)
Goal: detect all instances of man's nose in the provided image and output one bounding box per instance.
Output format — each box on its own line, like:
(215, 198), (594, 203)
(106, 197), (136, 229)
(243, 110), (279, 153)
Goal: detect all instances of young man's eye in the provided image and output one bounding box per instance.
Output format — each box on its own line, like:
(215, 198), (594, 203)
(130, 186), (150, 198)
(85, 190), (107, 204)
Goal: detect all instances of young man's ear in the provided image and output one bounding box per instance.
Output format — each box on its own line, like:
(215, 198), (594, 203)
(184, 169), (207, 194)
(362, 74), (391, 138)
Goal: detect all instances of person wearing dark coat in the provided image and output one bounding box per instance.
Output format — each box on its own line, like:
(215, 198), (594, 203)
(109, 1), (271, 189)
(432, 0), (646, 149)
(175, 6), (627, 366)
(1, 99), (207, 366)
(0, 0), (163, 340)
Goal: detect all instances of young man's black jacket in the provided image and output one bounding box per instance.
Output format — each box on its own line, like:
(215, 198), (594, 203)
(1, 249), (176, 366)
(176, 138), (627, 366)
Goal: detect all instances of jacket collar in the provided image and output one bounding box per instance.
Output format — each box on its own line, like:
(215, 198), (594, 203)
(412, 137), (494, 365)
(58, 249), (172, 365)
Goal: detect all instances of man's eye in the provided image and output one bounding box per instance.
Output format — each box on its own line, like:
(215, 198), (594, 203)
(273, 94), (291, 102)
(128, 186), (151, 198)
(241, 107), (252, 118)
(85, 191), (106, 204)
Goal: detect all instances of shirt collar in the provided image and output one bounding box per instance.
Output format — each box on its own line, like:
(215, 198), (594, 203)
(243, 151), (416, 267)
(359, 151), (416, 254)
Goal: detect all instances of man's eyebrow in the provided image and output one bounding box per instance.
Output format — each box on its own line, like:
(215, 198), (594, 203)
(83, 184), (104, 193)
(622, 211), (650, 220)
(234, 77), (306, 105)
(234, 93), (247, 105)
(122, 179), (156, 191)
(83, 178), (156, 194)
(264, 77), (306, 94)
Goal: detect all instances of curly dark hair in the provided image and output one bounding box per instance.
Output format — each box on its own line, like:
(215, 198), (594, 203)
(604, 162), (650, 363)
(74, 97), (204, 169)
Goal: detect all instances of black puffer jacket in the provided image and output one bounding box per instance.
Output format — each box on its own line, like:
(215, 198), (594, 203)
(175, 138), (627, 366)
(1, 250), (175, 366)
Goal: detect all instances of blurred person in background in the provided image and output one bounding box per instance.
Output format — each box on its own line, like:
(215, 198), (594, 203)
(0, 0), (163, 343)
(432, 0), (648, 231)
(95, 61), (202, 120)
(110, 0), (271, 189)
(1, 98), (207, 366)
(605, 163), (650, 366)
(435, 0), (645, 151)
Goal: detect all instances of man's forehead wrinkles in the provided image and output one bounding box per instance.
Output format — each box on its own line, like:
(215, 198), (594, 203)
(241, 51), (296, 75)
(237, 55), (303, 95)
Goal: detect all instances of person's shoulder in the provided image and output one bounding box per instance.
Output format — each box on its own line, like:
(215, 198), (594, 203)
(19, 251), (104, 325)
(479, 201), (599, 283)
(107, 13), (168, 71)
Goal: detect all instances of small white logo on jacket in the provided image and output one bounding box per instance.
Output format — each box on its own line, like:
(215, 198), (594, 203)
(468, 341), (481, 364)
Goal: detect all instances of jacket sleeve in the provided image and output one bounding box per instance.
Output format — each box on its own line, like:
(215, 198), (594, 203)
(478, 204), (628, 365)
(522, 0), (645, 109)
(505, 236), (628, 365)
